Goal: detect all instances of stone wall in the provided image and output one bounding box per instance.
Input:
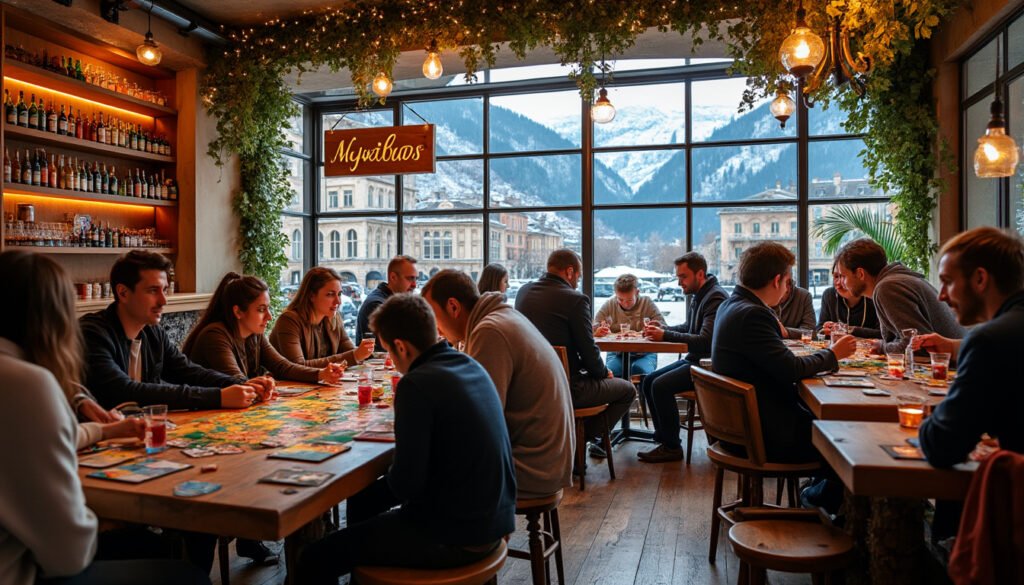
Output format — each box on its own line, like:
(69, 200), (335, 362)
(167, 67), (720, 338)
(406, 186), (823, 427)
(159, 310), (201, 348)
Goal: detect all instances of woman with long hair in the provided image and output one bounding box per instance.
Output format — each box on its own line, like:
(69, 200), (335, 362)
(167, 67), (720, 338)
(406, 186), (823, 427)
(270, 267), (374, 367)
(477, 263), (509, 294)
(183, 273), (343, 385)
(0, 250), (207, 585)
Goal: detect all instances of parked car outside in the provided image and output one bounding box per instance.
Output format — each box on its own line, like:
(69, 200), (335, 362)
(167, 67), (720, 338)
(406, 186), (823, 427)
(340, 283), (363, 305)
(657, 282), (684, 301)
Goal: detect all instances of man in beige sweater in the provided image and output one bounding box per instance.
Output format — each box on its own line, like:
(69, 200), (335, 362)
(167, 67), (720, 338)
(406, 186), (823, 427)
(422, 270), (574, 497)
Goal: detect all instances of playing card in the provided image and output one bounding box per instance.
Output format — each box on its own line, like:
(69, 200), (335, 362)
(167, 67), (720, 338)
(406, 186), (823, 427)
(173, 480), (222, 497)
(182, 447), (216, 458)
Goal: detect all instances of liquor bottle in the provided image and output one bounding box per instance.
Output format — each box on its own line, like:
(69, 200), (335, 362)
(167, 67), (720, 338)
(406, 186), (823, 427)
(31, 151), (41, 186)
(48, 154), (57, 188)
(3, 89), (14, 125)
(46, 101), (57, 133)
(110, 117), (119, 146)
(27, 94), (37, 129)
(71, 158), (79, 191)
(96, 112), (106, 144)
(60, 56), (67, 76)
(16, 91), (28, 127)
(89, 113), (98, 142)
(167, 175), (178, 200)
(129, 125), (138, 151)
(57, 105), (68, 135)
(57, 154), (65, 189)
(84, 162), (94, 193)
(108, 166), (118, 195)
(74, 59), (84, 81)
(65, 56), (73, 77)
(74, 107), (83, 139)
(140, 130), (148, 153)
(92, 163), (100, 193)
(3, 148), (10, 184)
(132, 168), (141, 197)
(21, 149), (32, 184)
(12, 150), (20, 184)
(104, 222), (112, 248)
(39, 150), (48, 186)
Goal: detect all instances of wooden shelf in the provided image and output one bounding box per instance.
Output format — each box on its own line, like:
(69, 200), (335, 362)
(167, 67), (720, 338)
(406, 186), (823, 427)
(4, 123), (175, 163)
(3, 61), (176, 118)
(3, 182), (177, 207)
(75, 292), (211, 316)
(9, 246), (175, 255)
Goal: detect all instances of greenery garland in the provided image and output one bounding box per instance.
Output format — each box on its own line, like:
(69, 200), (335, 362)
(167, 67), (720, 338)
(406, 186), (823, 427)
(203, 0), (962, 288)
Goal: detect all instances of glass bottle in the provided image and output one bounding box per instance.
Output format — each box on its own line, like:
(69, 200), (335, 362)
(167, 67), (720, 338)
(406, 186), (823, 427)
(16, 91), (28, 127)
(27, 94), (38, 129)
(57, 104), (68, 135)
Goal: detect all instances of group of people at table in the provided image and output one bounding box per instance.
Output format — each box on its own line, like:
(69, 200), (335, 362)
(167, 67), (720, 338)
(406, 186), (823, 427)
(1, 224), (1021, 584)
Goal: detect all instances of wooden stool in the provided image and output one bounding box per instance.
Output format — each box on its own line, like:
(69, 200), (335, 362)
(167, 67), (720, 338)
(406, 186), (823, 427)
(353, 539), (507, 585)
(675, 389), (703, 465)
(630, 374), (650, 427)
(508, 490), (565, 585)
(728, 513), (854, 585)
(573, 405), (616, 491)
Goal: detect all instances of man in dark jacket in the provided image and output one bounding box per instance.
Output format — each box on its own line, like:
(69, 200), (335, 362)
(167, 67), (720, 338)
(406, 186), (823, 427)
(300, 293), (516, 582)
(712, 243), (856, 463)
(637, 252), (727, 463)
(80, 251), (270, 411)
(355, 254), (418, 351)
(920, 227), (1024, 467)
(515, 249), (635, 456)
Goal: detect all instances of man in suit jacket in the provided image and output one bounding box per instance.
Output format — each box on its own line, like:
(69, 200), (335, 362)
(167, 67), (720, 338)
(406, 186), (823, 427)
(711, 242), (857, 463)
(637, 252), (727, 463)
(516, 249), (635, 456)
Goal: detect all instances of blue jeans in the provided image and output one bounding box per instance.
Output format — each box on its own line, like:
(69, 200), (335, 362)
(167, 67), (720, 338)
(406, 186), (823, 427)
(606, 352), (657, 379)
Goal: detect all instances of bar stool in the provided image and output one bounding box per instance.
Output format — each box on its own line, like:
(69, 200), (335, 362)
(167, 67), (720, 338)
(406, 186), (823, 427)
(508, 490), (565, 585)
(552, 345), (616, 491)
(676, 389), (703, 464)
(630, 374), (650, 427)
(727, 508), (854, 585)
(353, 540), (507, 585)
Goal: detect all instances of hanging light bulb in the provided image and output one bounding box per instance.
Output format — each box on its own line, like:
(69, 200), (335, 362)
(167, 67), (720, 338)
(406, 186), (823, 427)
(422, 41), (443, 80)
(974, 95), (1020, 178)
(372, 71), (393, 97)
(591, 88), (616, 124)
(779, 1), (824, 78)
(770, 88), (796, 128)
(136, 6), (162, 66)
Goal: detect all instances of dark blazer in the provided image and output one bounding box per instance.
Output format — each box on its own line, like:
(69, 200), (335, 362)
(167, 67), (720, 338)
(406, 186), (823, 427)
(920, 291), (1024, 468)
(711, 286), (838, 462)
(355, 283), (393, 352)
(80, 303), (243, 410)
(661, 275), (728, 361)
(391, 342), (516, 545)
(515, 273), (605, 380)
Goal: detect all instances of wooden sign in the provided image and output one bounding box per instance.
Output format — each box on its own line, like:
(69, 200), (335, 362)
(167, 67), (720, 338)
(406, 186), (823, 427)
(324, 125), (435, 177)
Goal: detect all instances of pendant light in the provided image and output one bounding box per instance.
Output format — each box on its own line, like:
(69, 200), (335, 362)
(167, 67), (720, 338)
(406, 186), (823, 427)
(136, 4), (162, 66)
(779, 0), (825, 79)
(422, 40), (443, 80)
(591, 55), (615, 124)
(974, 49), (1020, 178)
(372, 71), (393, 98)
(770, 87), (796, 128)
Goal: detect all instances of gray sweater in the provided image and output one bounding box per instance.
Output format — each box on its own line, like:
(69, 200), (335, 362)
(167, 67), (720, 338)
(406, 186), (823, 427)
(773, 286), (816, 339)
(594, 295), (663, 333)
(465, 292), (575, 497)
(873, 263), (966, 354)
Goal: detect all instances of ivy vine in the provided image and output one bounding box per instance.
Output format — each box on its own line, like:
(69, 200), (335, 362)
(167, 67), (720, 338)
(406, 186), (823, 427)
(203, 0), (963, 286)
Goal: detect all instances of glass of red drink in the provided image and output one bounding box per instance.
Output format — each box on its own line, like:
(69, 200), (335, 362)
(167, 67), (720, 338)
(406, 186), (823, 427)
(929, 352), (950, 383)
(143, 404), (167, 453)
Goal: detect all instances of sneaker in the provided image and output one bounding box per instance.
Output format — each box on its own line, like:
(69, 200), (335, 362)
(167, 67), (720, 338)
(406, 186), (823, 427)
(236, 539), (279, 565)
(587, 440), (608, 459)
(637, 445), (684, 463)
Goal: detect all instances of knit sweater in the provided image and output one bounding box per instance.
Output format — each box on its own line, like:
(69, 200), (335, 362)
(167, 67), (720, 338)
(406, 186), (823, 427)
(187, 322), (322, 383)
(0, 338), (97, 585)
(465, 292), (574, 497)
(815, 287), (881, 338)
(872, 263), (966, 354)
(594, 295), (663, 333)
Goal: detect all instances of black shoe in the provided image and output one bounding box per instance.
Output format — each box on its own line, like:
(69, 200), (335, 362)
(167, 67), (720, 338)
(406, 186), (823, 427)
(236, 539), (279, 565)
(588, 440), (607, 459)
(637, 445), (684, 463)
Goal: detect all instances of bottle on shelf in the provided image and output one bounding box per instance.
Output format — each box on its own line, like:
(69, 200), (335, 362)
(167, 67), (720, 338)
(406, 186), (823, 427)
(48, 154), (57, 188)
(31, 150), (41, 186)
(27, 93), (38, 130)
(39, 149), (48, 186)
(96, 112), (106, 144)
(12, 150), (21, 183)
(71, 106), (80, 139)
(4, 89), (15, 125)
(16, 91), (28, 127)
(3, 148), (10, 183)
(21, 149), (31, 184)
(109, 165), (119, 195)
(58, 104), (68, 135)
(74, 59), (84, 82)
(46, 101), (57, 133)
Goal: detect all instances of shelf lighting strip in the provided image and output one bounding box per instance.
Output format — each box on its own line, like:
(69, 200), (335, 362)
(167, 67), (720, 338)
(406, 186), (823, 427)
(3, 76), (156, 122)
(3, 191), (161, 212)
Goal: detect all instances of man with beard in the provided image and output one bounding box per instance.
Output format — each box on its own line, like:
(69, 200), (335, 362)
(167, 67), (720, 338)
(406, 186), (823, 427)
(637, 252), (727, 463)
(835, 238), (964, 355)
(817, 260), (881, 338)
(918, 227), (1024, 467)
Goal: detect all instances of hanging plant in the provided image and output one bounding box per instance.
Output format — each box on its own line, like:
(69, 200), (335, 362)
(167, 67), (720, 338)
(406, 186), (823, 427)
(203, 0), (964, 289)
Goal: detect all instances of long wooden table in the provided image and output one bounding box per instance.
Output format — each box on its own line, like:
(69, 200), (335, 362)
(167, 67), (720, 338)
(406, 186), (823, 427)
(79, 385), (394, 543)
(595, 337), (687, 442)
(800, 374), (945, 422)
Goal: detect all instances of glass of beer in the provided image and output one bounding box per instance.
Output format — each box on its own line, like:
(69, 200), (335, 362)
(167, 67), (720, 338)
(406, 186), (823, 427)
(143, 404), (168, 454)
(896, 395), (926, 429)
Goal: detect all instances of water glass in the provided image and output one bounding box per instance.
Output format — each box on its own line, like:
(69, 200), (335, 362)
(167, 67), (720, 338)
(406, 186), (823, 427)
(143, 404), (168, 454)
(620, 323), (631, 335)
(901, 328), (919, 376)
(800, 329), (812, 344)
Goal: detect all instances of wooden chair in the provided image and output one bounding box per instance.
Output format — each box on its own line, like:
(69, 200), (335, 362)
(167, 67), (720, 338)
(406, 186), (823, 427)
(675, 389), (703, 465)
(354, 540), (508, 585)
(690, 367), (821, 565)
(508, 490), (565, 585)
(553, 345), (616, 491)
(727, 507), (854, 585)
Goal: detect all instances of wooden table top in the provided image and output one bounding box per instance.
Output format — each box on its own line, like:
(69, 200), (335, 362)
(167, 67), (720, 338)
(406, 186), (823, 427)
(811, 421), (975, 500)
(800, 374), (945, 422)
(595, 337), (688, 354)
(79, 384), (394, 541)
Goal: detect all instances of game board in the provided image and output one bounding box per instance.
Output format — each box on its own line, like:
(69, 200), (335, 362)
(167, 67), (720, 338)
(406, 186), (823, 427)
(170, 392), (394, 448)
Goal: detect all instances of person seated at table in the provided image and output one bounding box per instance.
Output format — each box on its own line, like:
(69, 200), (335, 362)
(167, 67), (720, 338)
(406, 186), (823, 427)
(712, 242), (857, 463)
(593, 273), (664, 379)
(817, 260), (881, 339)
(772, 278), (816, 339)
(919, 227), (1024, 467)
(298, 294), (516, 582)
(836, 238), (965, 355)
(0, 250), (210, 585)
(477, 262), (509, 295)
(269, 267), (375, 368)
(183, 273), (344, 385)
(515, 249), (635, 459)
(80, 251), (272, 412)
(637, 252), (727, 463)
(423, 269), (573, 498)
(355, 255), (418, 352)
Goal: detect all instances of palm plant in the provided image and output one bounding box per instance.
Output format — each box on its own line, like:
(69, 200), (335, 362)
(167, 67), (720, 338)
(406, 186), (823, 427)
(812, 204), (908, 262)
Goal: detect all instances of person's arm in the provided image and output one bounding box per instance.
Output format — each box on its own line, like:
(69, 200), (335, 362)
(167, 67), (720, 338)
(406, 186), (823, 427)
(81, 320), (223, 411)
(1, 371), (97, 578)
(77, 422), (104, 450)
(919, 334), (988, 468)
(467, 325), (515, 406)
(160, 328), (245, 389)
(746, 307), (838, 386)
(570, 295), (607, 378)
(662, 293), (725, 353)
(386, 376), (432, 500)
(874, 282), (935, 354)
(259, 336), (321, 383)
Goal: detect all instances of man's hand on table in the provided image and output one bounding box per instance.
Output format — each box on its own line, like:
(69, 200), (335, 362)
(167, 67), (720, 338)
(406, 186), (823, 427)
(830, 334), (857, 360)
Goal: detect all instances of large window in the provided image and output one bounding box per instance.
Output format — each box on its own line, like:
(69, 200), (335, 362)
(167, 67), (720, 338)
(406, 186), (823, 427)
(961, 9), (1024, 234)
(279, 100), (311, 296)
(295, 61), (891, 320)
